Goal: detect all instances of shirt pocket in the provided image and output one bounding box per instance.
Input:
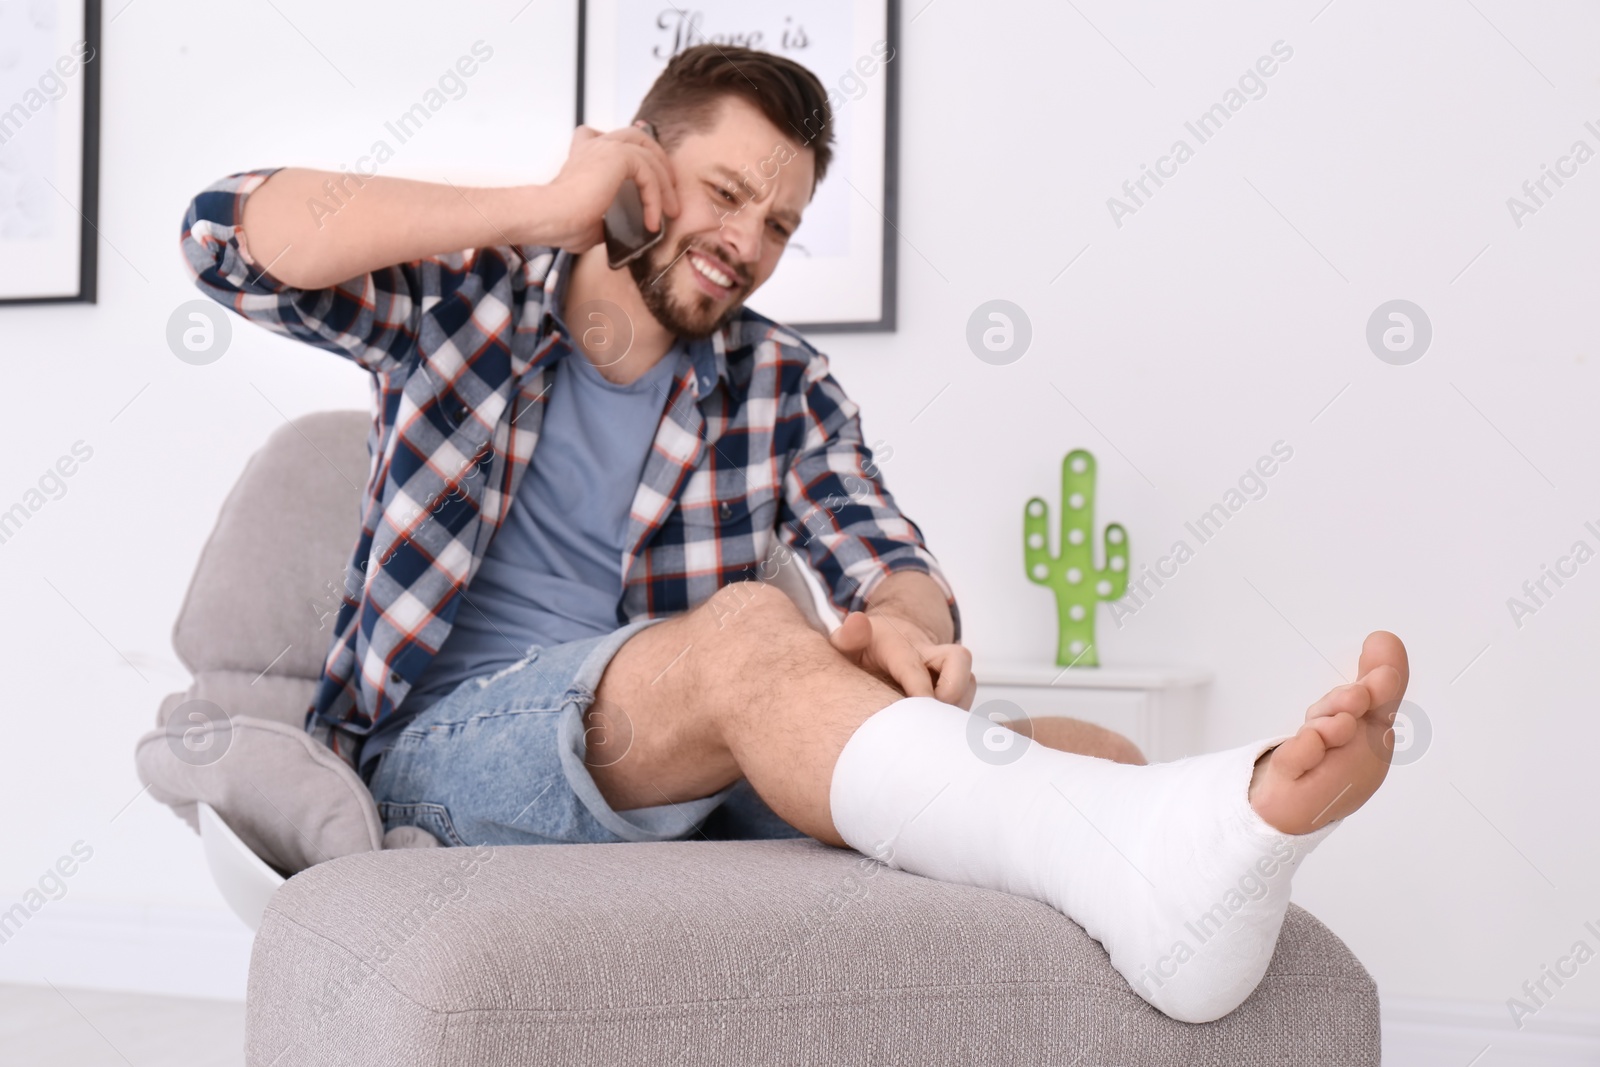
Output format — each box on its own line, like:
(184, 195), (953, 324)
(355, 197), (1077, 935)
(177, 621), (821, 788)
(673, 473), (780, 575)
(407, 362), (502, 485)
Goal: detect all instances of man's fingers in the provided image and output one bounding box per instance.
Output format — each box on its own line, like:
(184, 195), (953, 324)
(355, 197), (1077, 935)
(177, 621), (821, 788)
(621, 125), (681, 217)
(932, 668), (964, 705)
(609, 128), (679, 223)
(829, 611), (873, 661)
(923, 644), (973, 707)
(568, 125), (677, 232)
(882, 641), (935, 699)
(623, 146), (673, 233)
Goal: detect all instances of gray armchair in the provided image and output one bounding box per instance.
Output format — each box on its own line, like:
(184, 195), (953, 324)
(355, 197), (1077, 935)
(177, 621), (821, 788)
(138, 411), (1381, 1066)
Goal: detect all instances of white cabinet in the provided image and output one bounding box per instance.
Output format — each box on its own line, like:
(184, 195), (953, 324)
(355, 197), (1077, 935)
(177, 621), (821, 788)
(971, 662), (1212, 764)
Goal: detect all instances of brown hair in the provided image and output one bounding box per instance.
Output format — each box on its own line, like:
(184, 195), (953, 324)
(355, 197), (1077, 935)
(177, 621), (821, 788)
(632, 44), (835, 191)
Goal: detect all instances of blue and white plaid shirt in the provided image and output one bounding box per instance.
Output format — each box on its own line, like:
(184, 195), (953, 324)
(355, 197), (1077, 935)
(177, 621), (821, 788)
(181, 169), (960, 768)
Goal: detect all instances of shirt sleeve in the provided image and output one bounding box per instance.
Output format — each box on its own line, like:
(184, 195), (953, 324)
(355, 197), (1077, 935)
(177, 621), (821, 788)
(779, 351), (962, 642)
(178, 169), (426, 376)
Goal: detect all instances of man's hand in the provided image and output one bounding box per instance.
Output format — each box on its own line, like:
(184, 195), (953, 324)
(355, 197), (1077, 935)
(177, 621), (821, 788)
(540, 124), (682, 252)
(829, 611), (977, 709)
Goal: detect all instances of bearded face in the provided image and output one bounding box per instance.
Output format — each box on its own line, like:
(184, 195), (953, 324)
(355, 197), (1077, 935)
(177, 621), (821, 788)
(621, 97), (815, 340)
(626, 231), (754, 340)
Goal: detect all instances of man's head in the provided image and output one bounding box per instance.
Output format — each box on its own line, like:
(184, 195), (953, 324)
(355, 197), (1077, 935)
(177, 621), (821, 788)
(625, 45), (835, 339)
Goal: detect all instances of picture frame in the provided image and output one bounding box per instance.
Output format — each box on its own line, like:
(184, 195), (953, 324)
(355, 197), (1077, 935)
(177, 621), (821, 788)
(577, 0), (900, 333)
(0, 0), (102, 306)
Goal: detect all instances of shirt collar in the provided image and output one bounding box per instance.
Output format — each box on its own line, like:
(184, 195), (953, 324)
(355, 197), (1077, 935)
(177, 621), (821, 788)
(543, 248), (730, 397)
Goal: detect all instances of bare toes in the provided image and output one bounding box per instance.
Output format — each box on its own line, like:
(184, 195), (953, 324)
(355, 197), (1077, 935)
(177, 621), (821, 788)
(1272, 724), (1329, 780)
(1309, 710), (1359, 749)
(1307, 683), (1368, 721)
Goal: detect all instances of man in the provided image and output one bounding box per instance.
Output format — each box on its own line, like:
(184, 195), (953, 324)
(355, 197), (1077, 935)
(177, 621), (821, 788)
(182, 45), (1408, 1023)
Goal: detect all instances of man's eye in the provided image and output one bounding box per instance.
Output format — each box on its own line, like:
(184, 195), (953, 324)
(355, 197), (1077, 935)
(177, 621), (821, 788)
(769, 221), (791, 238)
(716, 187), (738, 203)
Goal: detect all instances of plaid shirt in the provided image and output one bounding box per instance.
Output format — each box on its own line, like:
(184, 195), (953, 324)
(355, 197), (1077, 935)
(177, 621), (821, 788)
(181, 170), (960, 768)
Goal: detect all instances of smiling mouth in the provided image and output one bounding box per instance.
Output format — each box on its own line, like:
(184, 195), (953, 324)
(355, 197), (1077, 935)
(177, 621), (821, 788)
(687, 249), (741, 293)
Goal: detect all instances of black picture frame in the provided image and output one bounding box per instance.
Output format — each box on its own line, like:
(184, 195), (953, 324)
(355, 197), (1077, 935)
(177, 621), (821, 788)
(575, 0), (900, 333)
(0, 0), (102, 307)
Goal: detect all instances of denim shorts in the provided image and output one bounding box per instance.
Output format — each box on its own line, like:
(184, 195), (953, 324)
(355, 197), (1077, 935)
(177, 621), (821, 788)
(368, 617), (804, 847)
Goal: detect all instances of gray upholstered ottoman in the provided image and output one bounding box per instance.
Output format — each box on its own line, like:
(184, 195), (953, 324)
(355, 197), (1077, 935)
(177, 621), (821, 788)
(246, 840), (1378, 1065)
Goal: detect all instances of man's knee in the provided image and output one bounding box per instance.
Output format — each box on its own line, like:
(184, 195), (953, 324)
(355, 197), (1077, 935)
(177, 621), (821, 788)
(1030, 717), (1148, 765)
(1081, 724), (1146, 765)
(1106, 733), (1147, 766)
(692, 580), (811, 642)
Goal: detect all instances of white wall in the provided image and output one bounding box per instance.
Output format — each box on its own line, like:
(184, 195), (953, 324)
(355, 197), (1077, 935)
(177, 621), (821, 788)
(2, 0), (1597, 1036)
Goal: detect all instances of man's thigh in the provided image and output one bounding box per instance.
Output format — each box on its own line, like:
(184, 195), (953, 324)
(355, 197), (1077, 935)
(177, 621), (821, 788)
(369, 618), (735, 846)
(589, 581), (831, 810)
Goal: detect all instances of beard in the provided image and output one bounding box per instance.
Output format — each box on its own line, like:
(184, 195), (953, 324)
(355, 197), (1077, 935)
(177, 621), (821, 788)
(627, 234), (752, 340)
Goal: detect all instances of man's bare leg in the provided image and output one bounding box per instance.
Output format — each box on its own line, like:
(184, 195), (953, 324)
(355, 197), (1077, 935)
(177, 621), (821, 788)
(589, 580), (1408, 843)
(588, 581), (907, 844)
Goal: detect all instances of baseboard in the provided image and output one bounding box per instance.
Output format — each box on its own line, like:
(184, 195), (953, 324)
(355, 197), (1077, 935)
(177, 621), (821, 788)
(0, 899), (252, 1001)
(1383, 994), (1600, 1066)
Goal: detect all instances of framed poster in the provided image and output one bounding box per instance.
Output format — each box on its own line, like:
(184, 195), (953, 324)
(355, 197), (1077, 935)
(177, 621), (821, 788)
(0, 0), (101, 305)
(578, 0), (899, 333)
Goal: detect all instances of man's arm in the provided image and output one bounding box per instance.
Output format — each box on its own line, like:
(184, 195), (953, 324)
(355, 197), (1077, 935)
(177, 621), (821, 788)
(177, 126), (681, 371)
(240, 124), (679, 290)
(240, 172), (545, 291)
(777, 350), (970, 706)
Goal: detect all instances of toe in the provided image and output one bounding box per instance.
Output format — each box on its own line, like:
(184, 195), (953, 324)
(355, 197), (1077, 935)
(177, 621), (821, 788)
(1358, 631), (1409, 692)
(1307, 683), (1369, 721)
(1271, 723), (1329, 780)
(1308, 710), (1359, 749)
(1359, 663), (1405, 717)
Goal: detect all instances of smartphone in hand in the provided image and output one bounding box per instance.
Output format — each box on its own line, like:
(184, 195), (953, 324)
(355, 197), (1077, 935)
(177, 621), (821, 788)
(603, 121), (667, 270)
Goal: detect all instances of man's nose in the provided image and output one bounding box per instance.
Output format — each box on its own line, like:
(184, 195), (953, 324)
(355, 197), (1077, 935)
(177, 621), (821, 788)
(717, 202), (763, 265)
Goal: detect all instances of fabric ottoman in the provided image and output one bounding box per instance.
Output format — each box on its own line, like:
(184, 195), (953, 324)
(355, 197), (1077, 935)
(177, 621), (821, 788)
(245, 839), (1379, 1066)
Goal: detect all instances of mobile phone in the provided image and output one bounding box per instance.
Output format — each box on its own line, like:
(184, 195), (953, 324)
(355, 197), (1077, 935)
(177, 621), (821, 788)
(603, 121), (666, 270)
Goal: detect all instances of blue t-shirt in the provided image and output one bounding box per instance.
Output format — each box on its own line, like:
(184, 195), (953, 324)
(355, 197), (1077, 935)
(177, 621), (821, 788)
(359, 340), (683, 774)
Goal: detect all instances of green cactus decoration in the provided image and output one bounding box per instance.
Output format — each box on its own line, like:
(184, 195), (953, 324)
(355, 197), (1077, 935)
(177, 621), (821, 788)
(1024, 449), (1129, 668)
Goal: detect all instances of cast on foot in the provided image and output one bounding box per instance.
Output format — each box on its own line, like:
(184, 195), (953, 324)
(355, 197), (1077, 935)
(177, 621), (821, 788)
(826, 630), (1410, 1023)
